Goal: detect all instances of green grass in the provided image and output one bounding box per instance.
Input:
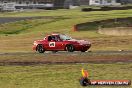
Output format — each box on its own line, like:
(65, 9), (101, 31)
(0, 63), (131, 88)
(0, 9), (132, 88)
(0, 9), (132, 35)
(1, 9), (132, 35)
(0, 19), (56, 34)
(0, 9), (132, 52)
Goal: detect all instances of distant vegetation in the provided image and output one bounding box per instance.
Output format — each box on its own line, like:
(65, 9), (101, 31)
(0, 9), (132, 35)
(82, 6), (132, 12)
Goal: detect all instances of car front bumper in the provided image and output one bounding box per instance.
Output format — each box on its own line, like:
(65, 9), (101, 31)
(33, 45), (37, 51)
(74, 44), (91, 51)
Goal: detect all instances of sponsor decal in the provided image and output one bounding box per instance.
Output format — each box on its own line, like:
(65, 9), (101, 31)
(90, 80), (131, 85)
(49, 42), (55, 47)
(79, 69), (131, 86)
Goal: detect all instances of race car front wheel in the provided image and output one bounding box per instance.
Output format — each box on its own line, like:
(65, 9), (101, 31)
(66, 44), (74, 52)
(37, 44), (45, 53)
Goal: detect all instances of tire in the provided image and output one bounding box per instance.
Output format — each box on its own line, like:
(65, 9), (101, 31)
(37, 44), (45, 53)
(66, 44), (74, 52)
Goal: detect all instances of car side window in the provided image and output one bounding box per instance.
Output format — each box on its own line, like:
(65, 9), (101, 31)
(48, 36), (57, 41)
(53, 36), (60, 41)
(51, 36), (56, 41)
(48, 36), (52, 41)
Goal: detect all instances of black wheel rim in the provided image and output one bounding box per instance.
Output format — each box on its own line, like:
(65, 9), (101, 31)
(67, 45), (74, 52)
(38, 45), (44, 53)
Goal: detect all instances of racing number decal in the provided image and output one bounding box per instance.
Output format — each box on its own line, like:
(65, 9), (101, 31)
(49, 42), (55, 47)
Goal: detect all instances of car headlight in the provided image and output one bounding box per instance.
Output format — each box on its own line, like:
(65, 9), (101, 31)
(33, 42), (38, 46)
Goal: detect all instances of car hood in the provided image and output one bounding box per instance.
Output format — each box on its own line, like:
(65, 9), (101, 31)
(66, 39), (91, 44)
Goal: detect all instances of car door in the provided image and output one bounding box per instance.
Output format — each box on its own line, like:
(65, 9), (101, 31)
(46, 35), (65, 51)
(54, 36), (65, 50)
(55, 40), (65, 50)
(45, 35), (56, 50)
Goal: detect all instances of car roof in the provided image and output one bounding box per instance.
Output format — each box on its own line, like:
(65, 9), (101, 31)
(46, 33), (65, 36)
(51, 33), (59, 36)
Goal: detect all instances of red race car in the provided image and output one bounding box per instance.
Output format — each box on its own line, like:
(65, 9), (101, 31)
(33, 33), (91, 53)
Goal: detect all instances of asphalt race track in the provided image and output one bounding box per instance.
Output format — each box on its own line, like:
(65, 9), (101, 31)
(0, 51), (132, 55)
(0, 16), (54, 24)
(0, 51), (132, 65)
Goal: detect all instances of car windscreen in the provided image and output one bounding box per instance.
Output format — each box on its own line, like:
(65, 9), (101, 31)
(59, 34), (72, 40)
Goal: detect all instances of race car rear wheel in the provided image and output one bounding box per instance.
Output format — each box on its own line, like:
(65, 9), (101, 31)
(66, 44), (74, 52)
(37, 44), (45, 53)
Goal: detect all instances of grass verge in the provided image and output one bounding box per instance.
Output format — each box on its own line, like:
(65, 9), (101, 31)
(0, 63), (131, 88)
(0, 9), (132, 52)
